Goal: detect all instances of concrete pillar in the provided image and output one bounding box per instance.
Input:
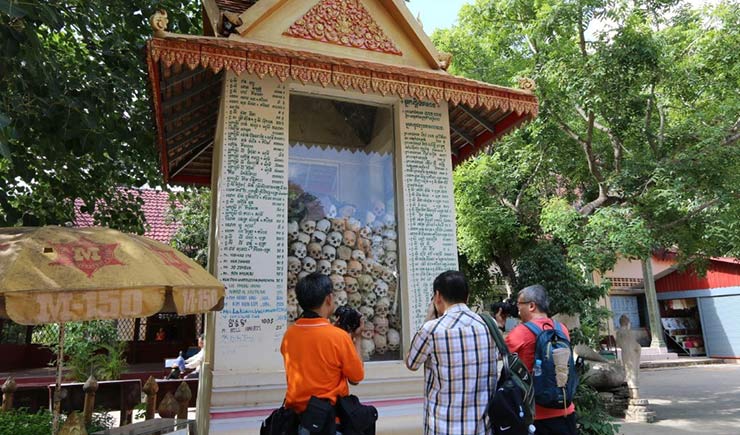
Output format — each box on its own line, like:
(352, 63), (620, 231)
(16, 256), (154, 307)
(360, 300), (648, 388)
(642, 259), (666, 348)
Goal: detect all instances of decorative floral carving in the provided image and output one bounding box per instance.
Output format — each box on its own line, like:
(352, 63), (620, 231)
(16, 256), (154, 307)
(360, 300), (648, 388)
(333, 65), (372, 93)
(284, 0), (402, 56)
(444, 82), (477, 107)
(408, 77), (444, 103)
(247, 52), (290, 81)
(201, 46), (246, 75)
(371, 71), (407, 97)
(291, 59), (332, 86)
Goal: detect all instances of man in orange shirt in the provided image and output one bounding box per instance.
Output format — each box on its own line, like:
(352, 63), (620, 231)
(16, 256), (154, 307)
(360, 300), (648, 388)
(503, 284), (577, 435)
(281, 272), (364, 415)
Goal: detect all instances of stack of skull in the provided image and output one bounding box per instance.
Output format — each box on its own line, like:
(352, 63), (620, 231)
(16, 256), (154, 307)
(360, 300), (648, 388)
(287, 207), (401, 360)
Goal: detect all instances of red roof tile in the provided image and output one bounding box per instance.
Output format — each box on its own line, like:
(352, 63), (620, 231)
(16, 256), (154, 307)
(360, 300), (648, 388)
(74, 189), (182, 244)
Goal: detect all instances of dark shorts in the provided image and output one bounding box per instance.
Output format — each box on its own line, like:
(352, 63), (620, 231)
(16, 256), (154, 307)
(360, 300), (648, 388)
(534, 412), (577, 435)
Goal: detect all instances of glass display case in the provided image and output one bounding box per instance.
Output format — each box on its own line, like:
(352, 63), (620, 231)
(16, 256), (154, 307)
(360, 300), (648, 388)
(286, 93), (402, 360)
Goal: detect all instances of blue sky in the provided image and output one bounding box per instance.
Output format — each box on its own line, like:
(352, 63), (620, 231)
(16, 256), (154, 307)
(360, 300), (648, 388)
(404, 0), (468, 34)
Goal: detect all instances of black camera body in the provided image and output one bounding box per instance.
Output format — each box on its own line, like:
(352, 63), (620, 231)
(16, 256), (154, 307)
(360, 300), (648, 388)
(491, 299), (519, 318)
(335, 306), (362, 333)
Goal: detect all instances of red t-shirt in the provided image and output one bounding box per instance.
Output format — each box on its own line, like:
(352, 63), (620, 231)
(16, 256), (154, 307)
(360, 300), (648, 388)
(505, 317), (576, 420)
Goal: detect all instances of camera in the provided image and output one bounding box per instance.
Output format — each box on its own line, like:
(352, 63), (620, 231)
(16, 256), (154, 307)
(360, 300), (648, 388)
(334, 305), (362, 333)
(491, 299), (519, 318)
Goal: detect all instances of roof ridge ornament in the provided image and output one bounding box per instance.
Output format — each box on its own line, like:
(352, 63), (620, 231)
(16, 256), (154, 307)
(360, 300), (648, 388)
(150, 9), (169, 38)
(518, 77), (536, 93)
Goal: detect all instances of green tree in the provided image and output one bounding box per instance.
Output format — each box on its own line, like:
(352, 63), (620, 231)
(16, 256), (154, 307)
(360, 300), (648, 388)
(168, 188), (211, 266)
(437, 0), (740, 275)
(0, 1), (201, 231)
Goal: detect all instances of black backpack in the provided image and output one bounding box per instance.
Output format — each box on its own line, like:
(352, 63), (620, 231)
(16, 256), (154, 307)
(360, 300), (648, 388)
(481, 313), (535, 435)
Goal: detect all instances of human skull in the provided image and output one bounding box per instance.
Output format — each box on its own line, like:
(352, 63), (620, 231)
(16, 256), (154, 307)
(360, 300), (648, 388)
(362, 290), (377, 307)
(373, 333), (388, 355)
(375, 297), (390, 317)
(351, 250), (366, 262)
(365, 211), (376, 225)
(288, 221), (299, 241)
(383, 251), (397, 269)
(372, 200), (386, 218)
(360, 226), (372, 239)
(371, 221), (384, 234)
(347, 260), (362, 278)
(347, 218), (361, 233)
(333, 290), (348, 307)
(307, 242), (323, 260)
(331, 259), (347, 276)
(371, 246), (385, 261)
(388, 312), (402, 330)
(287, 273), (298, 289)
(381, 229), (398, 241)
(344, 276), (359, 293)
(337, 246), (352, 261)
(288, 256), (302, 274)
(302, 257), (317, 273)
(287, 288), (298, 305)
(371, 234), (383, 247)
(298, 271), (309, 281)
(340, 205), (356, 218)
(362, 320), (375, 339)
(300, 219), (316, 235)
(318, 260), (331, 275)
(371, 262), (385, 279)
(326, 204), (337, 219)
(322, 245), (336, 262)
(383, 239), (397, 252)
(359, 305), (374, 320)
(330, 274), (345, 292)
(382, 269), (396, 285)
(361, 337), (375, 360)
(342, 230), (357, 248)
(327, 231), (343, 248)
(316, 219), (331, 233)
(373, 280), (389, 299)
(374, 316), (389, 335)
(330, 218), (346, 233)
(387, 329), (400, 351)
(290, 242), (307, 259)
(312, 231), (327, 245)
(358, 238), (372, 255)
(357, 274), (374, 292)
(348, 291), (362, 308)
(297, 232), (311, 245)
(383, 214), (396, 228)
(287, 304), (299, 322)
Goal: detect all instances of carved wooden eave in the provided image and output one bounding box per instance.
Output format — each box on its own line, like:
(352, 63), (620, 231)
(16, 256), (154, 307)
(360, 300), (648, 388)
(146, 33), (538, 185)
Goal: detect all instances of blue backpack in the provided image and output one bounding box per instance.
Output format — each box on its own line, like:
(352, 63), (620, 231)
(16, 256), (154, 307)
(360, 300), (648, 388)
(524, 321), (578, 409)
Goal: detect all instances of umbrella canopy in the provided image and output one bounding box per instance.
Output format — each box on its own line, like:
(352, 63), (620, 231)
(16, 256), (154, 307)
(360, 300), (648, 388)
(0, 226), (224, 325)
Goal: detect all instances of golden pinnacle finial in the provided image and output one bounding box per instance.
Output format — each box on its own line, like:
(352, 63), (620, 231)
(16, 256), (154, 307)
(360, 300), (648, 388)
(518, 77), (536, 92)
(150, 9), (169, 37)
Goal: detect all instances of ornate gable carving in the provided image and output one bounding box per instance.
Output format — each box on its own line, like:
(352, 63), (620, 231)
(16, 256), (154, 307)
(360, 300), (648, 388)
(284, 0), (402, 56)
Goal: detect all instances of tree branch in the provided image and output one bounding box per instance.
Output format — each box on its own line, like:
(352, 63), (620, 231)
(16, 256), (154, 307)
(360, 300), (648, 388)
(577, 8), (588, 57)
(555, 116), (605, 184)
(575, 105), (624, 173)
(645, 84), (657, 156)
(660, 198), (722, 230)
(514, 152), (545, 210)
(723, 116), (740, 147)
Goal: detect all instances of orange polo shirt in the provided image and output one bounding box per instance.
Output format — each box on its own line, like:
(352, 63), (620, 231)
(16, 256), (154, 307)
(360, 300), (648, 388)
(281, 317), (364, 413)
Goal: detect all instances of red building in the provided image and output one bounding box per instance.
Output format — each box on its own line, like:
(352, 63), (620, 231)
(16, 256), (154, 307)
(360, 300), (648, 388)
(656, 258), (740, 358)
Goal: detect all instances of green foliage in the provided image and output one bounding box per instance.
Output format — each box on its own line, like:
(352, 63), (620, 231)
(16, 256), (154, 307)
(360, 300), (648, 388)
(570, 300), (613, 348)
(36, 321), (127, 382)
(575, 382), (621, 435)
(168, 188), (211, 266)
(0, 409), (114, 435)
(438, 0), (740, 274)
(516, 242), (606, 316)
(0, 1), (201, 229)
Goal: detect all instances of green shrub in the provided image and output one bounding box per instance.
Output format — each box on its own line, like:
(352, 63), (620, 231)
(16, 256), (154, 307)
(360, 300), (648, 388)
(0, 409), (114, 435)
(575, 381), (621, 435)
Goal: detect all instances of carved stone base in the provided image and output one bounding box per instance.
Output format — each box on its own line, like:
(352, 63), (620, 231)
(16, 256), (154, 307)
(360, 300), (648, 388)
(625, 399), (656, 423)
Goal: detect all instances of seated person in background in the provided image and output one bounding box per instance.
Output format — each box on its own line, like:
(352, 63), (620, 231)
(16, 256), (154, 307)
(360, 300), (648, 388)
(184, 334), (205, 379)
(281, 272), (364, 414)
(166, 350), (187, 379)
(155, 327), (166, 341)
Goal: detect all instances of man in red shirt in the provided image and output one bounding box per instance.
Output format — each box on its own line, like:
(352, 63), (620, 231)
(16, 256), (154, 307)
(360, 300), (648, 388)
(503, 284), (577, 435)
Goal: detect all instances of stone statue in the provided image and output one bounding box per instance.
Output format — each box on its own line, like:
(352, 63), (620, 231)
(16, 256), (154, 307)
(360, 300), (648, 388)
(616, 314), (641, 398)
(616, 314), (656, 422)
(150, 10), (169, 37)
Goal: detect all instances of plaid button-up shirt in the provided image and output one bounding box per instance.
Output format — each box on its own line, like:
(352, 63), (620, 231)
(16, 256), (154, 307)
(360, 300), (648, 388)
(406, 304), (497, 435)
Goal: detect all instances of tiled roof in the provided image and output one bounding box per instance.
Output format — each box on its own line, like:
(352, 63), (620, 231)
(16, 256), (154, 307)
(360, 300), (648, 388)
(215, 0), (258, 14)
(74, 189), (182, 243)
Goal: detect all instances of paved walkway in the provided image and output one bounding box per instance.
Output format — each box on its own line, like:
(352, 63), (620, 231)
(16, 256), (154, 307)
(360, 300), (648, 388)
(619, 364), (740, 434)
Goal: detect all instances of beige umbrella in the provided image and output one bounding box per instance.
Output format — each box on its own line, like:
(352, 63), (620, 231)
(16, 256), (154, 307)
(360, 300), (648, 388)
(0, 226), (225, 434)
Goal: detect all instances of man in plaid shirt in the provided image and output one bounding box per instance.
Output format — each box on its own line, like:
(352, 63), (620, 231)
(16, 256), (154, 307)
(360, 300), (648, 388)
(406, 270), (497, 435)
